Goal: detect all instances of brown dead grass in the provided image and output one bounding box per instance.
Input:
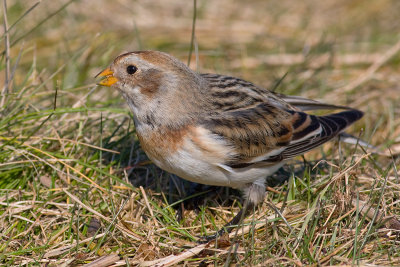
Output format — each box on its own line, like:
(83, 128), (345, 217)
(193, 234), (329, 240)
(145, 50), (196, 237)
(1, 0), (400, 266)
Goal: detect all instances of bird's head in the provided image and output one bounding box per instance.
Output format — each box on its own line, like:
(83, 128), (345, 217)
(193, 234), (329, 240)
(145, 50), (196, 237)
(97, 51), (207, 129)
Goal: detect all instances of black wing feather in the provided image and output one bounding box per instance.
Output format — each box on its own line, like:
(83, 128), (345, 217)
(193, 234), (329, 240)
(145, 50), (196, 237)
(270, 109), (364, 162)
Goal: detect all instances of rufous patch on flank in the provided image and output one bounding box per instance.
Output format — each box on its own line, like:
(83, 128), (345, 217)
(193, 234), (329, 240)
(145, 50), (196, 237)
(137, 125), (191, 160)
(188, 126), (235, 163)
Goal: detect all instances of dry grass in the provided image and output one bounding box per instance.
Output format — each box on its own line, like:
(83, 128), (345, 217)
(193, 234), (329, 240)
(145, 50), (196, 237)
(1, 0), (400, 266)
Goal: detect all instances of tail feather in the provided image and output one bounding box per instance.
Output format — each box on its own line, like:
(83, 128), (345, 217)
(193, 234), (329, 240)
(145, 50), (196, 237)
(319, 109), (364, 134)
(280, 109), (363, 159)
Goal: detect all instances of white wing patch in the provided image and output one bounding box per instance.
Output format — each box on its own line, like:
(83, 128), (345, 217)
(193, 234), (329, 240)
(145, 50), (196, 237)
(248, 147), (286, 163)
(216, 163), (235, 173)
(290, 125), (322, 144)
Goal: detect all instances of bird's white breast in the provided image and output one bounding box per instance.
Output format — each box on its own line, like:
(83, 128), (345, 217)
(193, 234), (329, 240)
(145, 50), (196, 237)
(148, 129), (283, 189)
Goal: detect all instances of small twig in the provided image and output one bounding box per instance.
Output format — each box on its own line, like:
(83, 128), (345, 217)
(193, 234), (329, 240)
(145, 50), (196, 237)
(9, 42), (24, 87)
(187, 0), (197, 67)
(43, 233), (106, 258)
(267, 201), (293, 232)
(83, 254), (120, 267)
(139, 186), (159, 227)
(63, 189), (109, 221)
(146, 244), (207, 267)
(1, 0), (11, 108)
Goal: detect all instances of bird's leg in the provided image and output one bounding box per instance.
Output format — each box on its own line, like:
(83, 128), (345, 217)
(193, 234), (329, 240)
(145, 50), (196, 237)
(198, 200), (255, 243)
(198, 180), (265, 243)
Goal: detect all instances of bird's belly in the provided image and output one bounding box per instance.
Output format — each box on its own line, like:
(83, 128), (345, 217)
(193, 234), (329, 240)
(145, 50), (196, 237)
(146, 148), (284, 189)
(148, 150), (233, 187)
(136, 126), (282, 188)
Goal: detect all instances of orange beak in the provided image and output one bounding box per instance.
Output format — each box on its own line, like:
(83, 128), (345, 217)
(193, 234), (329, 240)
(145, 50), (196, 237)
(96, 68), (118, 86)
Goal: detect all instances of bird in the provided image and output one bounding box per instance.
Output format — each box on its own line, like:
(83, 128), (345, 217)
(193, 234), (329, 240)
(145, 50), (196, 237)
(96, 50), (364, 241)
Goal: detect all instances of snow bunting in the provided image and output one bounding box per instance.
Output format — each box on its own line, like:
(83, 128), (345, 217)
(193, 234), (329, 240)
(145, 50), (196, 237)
(97, 51), (363, 240)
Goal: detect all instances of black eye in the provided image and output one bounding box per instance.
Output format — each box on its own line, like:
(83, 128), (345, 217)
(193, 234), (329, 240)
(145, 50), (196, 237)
(126, 65), (137, 74)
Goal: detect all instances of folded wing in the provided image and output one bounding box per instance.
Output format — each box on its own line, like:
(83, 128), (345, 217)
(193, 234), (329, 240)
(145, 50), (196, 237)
(200, 73), (364, 169)
(202, 102), (363, 169)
